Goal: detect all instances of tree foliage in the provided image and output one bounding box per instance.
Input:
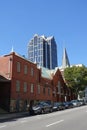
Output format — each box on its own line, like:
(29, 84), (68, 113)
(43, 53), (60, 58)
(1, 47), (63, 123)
(64, 66), (87, 94)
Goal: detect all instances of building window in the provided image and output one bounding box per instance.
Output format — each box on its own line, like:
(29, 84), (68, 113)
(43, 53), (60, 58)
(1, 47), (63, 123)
(37, 85), (40, 94)
(24, 82), (27, 92)
(53, 88), (56, 97)
(17, 62), (21, 72)
(30, 84), (34, 93)
(16, 80), (20, 92)
(43, 87), (46, 94)
(31, 67), (34, 76)
(24, 65), (28, 74)
(58, 81), (61, 94)
(48, 88), (50, 96)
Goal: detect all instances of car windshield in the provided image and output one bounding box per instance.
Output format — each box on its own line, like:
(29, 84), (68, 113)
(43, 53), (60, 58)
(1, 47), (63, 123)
(54, 102), (62, 105)
(38, 102), (48, 106)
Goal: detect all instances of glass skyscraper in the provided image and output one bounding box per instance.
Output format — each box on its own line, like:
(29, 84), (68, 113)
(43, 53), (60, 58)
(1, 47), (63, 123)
(27, 34), (58, 69)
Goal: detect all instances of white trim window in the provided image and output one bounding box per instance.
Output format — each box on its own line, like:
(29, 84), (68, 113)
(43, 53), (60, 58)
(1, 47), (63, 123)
(37, 85), (40, 94)
(16, 80), (20, 92)
(24, 65), (28, 74)
(24, 82), (27, 92)
(17, 62), (21, 72)
(31, 67), (34, 76)
(58, 81), (61, 94)
(30, 83), (34, 93)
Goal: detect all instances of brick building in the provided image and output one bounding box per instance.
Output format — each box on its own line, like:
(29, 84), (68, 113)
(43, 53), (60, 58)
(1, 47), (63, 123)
(0, 52), (73, 112)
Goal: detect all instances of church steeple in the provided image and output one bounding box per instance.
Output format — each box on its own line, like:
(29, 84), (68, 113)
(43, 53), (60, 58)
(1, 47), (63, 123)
(62, 48), (70, 68)
(11, 46), (14, 52)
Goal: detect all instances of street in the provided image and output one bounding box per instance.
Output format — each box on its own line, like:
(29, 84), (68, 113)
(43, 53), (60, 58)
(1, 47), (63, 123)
(0, 105), (87, 130)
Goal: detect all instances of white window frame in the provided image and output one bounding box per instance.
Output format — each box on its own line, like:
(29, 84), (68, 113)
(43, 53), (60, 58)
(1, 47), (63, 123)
(30, 84), (34, 93)
(31, 67), (34, 76)
(24, 82), (27, 92)
(17, 62), (21, 72)
(37, 85), (40, 94)
(24, 65), (28, 74)
(58, 81), (61, 94)
(48, 88), (50, 96)
(16, 80), (20, 92)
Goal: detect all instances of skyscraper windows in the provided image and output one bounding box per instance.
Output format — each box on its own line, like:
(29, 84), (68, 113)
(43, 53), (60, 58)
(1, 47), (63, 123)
(28, 34), (58, 69)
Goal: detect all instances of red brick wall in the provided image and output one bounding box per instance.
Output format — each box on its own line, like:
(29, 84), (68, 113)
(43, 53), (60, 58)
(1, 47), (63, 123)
(0, 52), (74, 112)
(38, 77), (53, 101)
(52, 69), (67, 102)
(10, 53), (39, 99)
(0, 54), (12, 79)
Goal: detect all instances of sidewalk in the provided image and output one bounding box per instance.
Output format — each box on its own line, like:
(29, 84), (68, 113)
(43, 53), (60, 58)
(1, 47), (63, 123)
(0, 111), (29, 121)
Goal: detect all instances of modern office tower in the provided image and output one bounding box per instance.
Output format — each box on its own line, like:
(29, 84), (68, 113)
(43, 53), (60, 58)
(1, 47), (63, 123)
(27, 34), (58, 69)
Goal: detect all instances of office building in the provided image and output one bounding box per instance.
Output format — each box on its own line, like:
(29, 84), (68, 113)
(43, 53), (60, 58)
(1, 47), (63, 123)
(27, 34), (58, 69)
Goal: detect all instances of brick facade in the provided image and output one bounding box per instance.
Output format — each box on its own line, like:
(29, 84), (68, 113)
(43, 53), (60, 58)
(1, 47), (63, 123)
(0, 52), (74, 112)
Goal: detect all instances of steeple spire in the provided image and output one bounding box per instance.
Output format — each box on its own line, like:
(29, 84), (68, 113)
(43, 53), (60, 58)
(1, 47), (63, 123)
(62, 48), (70, 68)
(11, 46), (14, 52)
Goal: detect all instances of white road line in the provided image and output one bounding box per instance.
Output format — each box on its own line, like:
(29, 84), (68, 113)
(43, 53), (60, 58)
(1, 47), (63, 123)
(46, 119), (64, 127)
(20, 120), (28, 123)
(0, 125), (7, 129)
(22, 118), (27, 120)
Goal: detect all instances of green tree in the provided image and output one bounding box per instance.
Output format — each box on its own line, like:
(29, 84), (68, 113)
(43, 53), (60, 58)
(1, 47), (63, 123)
(64, 66), (87, 97)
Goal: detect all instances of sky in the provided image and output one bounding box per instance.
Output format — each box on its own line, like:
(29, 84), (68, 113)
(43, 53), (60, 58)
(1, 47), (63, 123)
(0, 0), (87, 67)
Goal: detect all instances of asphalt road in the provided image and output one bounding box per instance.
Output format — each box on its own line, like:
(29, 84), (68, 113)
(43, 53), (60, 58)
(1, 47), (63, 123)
(0, 105), (87, 130)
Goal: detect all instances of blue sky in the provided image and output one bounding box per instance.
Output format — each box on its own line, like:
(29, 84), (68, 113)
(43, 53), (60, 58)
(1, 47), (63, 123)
(0, 0), (87, 66)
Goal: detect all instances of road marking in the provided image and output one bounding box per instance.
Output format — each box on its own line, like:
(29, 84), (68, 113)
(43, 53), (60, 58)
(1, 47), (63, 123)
(0, 125), (7, 129)
(46, 119), (64, 127)
(22, 117), (27, 120)
(20, 120), (28, 123)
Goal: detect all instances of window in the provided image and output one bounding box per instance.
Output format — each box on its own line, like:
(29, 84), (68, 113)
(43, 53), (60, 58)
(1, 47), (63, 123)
(24, 82), (27, 92)
(31, 67), (34, 76)
(48, 88), (50, 96)
(30, 84), (34, 93)
(40, 50), (43, 55)
(24, 65), (28, 74)
(43, 87), (45, 94)
(53, 88), (56, 97)
(58, 81), (61, 94)
(17, 62), (21, 72)
(37, 85), (40, 94)
(38, 57), (40, 62)
(16, 80), (20, 92)
(30, 58), (33, 62)
(29, 52), (33, 57)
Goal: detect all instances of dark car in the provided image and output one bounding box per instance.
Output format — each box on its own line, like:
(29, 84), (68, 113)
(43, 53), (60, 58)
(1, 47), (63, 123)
(31, 101), (53, 115)
(63, 101), (73, 109)
(53, 102), (65, 111)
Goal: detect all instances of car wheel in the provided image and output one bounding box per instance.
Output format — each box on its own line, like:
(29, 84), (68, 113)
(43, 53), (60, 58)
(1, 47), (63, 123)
(50, 108), (53, 113)
(57, 108), (59, 111)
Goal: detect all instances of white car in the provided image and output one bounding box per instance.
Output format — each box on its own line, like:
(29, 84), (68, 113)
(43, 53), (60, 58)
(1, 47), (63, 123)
(71, 100), (81, 107)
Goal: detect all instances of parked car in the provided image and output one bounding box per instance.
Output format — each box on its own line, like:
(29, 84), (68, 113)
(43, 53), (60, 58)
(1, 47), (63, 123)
(31, 101), (53, 115)
(63, 101), (73, 109)
(53, 102), (65, 111)
(71, 100), (81, 107)
(78, 100), (85, 106)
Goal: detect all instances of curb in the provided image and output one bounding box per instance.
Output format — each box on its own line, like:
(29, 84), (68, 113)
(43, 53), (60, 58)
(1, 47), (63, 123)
(0, 112), (29, 122)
